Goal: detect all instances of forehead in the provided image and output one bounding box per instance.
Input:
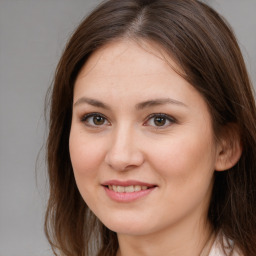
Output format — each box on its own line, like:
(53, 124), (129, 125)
(77, 39), (183, 80)
(73, 40), (211, 122)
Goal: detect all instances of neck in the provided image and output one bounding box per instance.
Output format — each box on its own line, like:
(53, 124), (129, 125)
(116, 215), (214, 256)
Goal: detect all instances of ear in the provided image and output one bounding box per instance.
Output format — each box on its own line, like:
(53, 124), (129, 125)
(215, 123), (242, 171)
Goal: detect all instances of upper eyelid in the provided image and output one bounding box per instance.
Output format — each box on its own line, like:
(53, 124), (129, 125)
(142, 113), (176, 129)
(79, 112), (176, 126)
(81, 112), (108, 120)
(145, 113), (176, 122)
(80, 112), (111, 126)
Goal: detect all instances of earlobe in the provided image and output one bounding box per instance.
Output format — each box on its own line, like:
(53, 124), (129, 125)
(215, 124), (242, 172)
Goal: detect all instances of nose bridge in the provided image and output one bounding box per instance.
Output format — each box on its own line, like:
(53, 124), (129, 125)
(105, 122), (143, 171)
(113, 123), (131, 151)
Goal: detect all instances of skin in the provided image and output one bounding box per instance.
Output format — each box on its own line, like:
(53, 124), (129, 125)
(69, 40), (225, 256)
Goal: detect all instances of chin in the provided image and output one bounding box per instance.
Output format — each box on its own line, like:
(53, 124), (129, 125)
(107, 224), (151, 236)
(98, 214), (159, 236)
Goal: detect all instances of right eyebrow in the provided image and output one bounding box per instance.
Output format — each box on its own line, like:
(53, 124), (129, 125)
(73, 97), (111, 110)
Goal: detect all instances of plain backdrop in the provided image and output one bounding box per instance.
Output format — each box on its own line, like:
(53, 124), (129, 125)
(0, 1), (255, 255)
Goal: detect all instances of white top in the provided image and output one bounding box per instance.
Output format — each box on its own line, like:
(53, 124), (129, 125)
(208, 234), (242, 256)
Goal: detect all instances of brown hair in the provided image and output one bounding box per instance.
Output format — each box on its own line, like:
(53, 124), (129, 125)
(45, 0), (256, 255)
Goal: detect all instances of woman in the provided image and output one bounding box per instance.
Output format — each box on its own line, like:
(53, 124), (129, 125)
(45, 0), (256, 255)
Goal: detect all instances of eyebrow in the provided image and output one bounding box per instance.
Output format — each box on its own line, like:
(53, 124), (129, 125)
(73, 97), (187, 110)
(74, 97), (111, 109)
(135, 98), (187, 110)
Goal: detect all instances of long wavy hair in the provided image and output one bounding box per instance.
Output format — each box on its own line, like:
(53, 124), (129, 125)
(45, 0), (256, 255)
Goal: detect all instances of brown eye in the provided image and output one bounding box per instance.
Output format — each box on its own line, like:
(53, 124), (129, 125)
(93, 116), (105, 125)
(81, 113), (109, 127)
(144, 113), (175, 128)
(154, 116), (167, 126)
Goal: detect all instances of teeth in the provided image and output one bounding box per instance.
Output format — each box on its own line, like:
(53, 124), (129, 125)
(108, 185), (150, 193)
(117, 186), (125, 192)
(124, 185), (134, 192)
(134, 185), (141, 192)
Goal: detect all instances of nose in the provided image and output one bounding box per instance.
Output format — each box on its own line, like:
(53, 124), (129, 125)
(104, 125), (144, 171)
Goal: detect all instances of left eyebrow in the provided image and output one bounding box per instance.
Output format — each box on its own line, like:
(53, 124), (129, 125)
(73, 97), (111, 110)
(135, 98), (188, 110)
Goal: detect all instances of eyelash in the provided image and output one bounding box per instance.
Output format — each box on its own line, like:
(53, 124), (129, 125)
(80, 112), (176, 128)
(143, 113), (176, 128)
(81, 112), (110, 127)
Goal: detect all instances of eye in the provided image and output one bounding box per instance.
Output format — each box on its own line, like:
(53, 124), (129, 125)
(81, 113), (110, 127)
(144, 113), (175, 128)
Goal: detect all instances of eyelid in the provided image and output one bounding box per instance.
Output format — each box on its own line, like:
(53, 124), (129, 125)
(143, 113), (176, 127)
(81, 112), (110, 127)
(79, 112), (176, 128)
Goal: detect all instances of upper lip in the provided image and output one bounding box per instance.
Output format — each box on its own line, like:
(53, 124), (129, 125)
(101, 180), (157, 187)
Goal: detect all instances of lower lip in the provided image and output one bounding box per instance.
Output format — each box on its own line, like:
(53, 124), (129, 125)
(103, 186), (156, 202)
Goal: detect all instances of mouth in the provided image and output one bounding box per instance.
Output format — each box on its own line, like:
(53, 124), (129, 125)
(102, 180), (157, 202)
(105, 184), (154, 193)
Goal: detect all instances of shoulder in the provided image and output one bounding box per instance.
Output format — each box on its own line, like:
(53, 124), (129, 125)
(209, 233), (243, 256)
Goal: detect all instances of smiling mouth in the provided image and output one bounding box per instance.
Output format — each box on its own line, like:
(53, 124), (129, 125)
(107, 185), (152, 193)
(102, 182), (157, 202)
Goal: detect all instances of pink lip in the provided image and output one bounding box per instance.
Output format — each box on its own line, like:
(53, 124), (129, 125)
(102, 180), (157, 202)
(102, 179), (156, 187)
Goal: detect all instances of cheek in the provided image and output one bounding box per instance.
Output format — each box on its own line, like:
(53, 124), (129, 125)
(146, 130), (216, 182)
(147, 133), (216, 215)
(69, 128), (104, 177)
(69, 127), (106, 207)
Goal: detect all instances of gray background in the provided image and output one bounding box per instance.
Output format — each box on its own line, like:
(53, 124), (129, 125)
(0, 1), (255, 255)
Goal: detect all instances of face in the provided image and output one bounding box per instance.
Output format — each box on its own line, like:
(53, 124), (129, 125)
(69, 40), (220, 237)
